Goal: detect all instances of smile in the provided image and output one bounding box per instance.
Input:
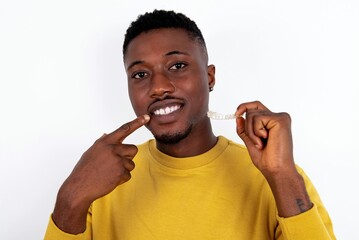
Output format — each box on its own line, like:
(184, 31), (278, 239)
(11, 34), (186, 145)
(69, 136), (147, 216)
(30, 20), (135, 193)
(153, 105), (181, 116)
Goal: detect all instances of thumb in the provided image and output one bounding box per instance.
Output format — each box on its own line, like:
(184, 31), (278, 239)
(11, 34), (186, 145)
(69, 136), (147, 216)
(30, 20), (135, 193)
(236, 117), (258, 150)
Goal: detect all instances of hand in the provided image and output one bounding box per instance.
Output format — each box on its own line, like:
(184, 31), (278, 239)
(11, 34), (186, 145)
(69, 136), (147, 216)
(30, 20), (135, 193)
(235, 101), (295, 178)
(235, 101), (312, 217)
(52, 114), (150, 233)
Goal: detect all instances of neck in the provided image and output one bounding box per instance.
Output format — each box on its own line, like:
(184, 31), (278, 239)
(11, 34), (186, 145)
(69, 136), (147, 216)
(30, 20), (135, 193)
(156, 119), (217, 158)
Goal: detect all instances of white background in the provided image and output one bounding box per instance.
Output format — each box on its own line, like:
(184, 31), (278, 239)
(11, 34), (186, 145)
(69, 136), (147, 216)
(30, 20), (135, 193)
(0, 0), (358, 239)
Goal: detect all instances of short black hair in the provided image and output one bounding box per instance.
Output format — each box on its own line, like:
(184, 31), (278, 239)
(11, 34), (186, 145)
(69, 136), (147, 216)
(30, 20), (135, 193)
(123, 10), (207, 56)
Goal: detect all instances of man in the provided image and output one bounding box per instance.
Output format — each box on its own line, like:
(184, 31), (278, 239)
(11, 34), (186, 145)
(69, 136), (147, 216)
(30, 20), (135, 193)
(44, 10), (335, 239)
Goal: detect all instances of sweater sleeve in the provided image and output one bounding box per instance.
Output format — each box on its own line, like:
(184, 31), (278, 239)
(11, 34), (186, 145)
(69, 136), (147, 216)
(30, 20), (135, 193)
(44, 207), (93, 240)
(276, 167), (336, 240)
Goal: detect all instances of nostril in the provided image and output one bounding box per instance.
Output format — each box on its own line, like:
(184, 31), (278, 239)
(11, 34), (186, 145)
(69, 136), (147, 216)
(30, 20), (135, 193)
(150, 85), (176, 99)
(149, 73), (176, 97)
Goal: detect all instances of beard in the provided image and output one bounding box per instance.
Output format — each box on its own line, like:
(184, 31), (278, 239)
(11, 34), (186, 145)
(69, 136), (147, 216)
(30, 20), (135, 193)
(153, 124), (192, 145)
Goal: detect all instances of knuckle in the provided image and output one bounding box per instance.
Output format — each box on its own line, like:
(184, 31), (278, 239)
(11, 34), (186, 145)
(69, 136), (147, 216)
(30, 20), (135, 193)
(132, 145), (139, 155)
(94, 138), (106, 146)
(117, 144), (138, 157)
(237, 103), (244, 110)
(120, 122), (131, 132)
(275, 112), (292, 127)
(94, 136), (103, 144)
(279, 112), (291, 122)
(94, 134), (111, 146)
(122, 171), (132, 181)
(130, 160), (137, 169)
(128, 160), (136, 171)
(126, 144), (138, 155)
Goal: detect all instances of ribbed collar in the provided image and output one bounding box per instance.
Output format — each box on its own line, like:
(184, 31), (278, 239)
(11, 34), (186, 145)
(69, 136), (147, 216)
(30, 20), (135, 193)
(148, 136), (229, 170)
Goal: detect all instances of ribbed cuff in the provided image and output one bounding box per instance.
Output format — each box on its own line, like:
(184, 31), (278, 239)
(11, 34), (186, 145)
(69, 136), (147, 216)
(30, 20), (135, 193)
(277, 204), (332, 239)
(44, 215), (86, 240)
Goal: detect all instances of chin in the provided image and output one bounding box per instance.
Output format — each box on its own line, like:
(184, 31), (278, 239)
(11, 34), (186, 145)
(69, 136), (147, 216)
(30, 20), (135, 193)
(153, 125), (192, 145)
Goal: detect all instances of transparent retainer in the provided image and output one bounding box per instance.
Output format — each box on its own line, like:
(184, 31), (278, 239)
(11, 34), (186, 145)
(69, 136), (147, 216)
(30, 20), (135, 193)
(207, 110), (236, 120)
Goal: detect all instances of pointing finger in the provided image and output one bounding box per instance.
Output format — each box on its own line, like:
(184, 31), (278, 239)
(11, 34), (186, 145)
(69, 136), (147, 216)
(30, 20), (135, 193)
(106, 114), (150, 144)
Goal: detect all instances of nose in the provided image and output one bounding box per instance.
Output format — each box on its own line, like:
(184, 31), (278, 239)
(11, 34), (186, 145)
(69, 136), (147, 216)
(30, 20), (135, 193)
(149, 72), (176, 98)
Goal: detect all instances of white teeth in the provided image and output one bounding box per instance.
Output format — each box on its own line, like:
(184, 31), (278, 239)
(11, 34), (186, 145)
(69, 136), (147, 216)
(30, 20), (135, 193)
(154, 105), (180, 116)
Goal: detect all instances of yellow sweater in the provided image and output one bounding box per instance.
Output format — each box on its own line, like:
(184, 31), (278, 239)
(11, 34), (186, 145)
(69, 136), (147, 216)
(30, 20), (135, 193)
(44, 136), (335, 239)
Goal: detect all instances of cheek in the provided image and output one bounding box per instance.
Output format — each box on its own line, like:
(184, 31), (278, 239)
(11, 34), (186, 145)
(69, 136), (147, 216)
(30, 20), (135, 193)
(196, 88), (210, 110)
(128, 85), (147, 115)
(193, 70), (210, 102)
(181, 77), (209, 109)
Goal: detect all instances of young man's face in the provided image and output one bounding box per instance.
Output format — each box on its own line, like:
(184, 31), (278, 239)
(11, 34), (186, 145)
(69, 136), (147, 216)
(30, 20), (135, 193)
(124, 28), (215, 144)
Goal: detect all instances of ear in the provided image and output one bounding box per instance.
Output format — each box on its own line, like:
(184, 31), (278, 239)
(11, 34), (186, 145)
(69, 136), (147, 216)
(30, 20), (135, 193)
(207, 64), (216, 89)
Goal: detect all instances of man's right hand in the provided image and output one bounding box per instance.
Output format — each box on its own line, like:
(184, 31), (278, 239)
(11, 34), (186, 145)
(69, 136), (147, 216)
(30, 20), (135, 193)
(52, 114), (150, 234)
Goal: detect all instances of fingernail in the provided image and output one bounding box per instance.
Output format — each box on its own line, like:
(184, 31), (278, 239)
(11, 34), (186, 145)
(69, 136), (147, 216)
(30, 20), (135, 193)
(143, 114), (150, 122)
(235, 112), (244, 118)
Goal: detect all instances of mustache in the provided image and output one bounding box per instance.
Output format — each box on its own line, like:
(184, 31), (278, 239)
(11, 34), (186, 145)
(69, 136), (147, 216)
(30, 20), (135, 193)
(147, 94), (185, 112)
(149, 94), (181, 105)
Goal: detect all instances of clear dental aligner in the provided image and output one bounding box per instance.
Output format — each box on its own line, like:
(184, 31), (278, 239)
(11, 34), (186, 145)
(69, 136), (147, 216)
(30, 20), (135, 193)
(207, 111), (236, 120)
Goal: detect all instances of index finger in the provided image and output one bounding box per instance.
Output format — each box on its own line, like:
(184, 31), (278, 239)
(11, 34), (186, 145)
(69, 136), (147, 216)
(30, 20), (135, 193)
(235, 100), (270, 117)
(106, 114), (150, 143)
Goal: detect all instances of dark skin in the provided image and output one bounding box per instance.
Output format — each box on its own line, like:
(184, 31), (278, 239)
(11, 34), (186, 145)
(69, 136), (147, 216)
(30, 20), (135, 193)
(125, 29), (216, 157)
(51, 28), (312, 234)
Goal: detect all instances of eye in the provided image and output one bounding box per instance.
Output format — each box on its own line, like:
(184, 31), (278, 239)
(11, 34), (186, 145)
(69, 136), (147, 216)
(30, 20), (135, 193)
(169, 62), (187, 70)
(132, 71), (148, 79)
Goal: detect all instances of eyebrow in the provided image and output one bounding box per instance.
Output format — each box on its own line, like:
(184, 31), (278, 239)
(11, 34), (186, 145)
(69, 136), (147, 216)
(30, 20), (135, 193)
(127, 50), (190, 71)
(165, 50), (190, 56)
(127, 60), (144, 71)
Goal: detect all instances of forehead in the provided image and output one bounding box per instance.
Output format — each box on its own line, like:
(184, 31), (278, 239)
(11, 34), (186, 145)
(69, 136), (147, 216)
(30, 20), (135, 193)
(124, 28), (205, 66)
